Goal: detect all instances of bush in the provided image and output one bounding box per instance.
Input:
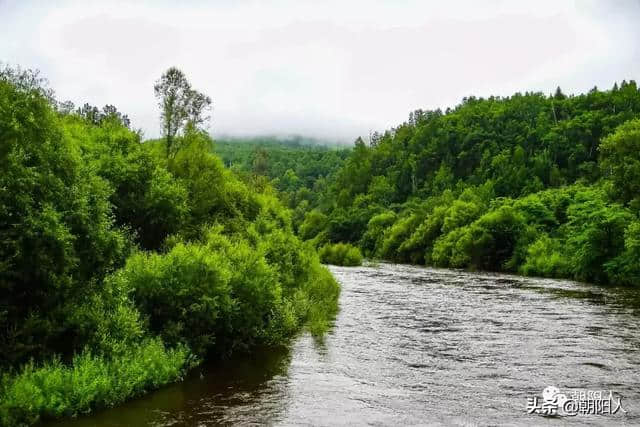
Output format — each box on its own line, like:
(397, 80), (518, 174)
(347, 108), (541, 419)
(360, 211), (396, 257)
(168, 127), (259, 235)
(520, 235), (571, 278)
(297, 261), (341, 334)
(114, 242), (234, 357)
(319, 243), (363, 266)
(299, 209), (328, 241)
(431, 227), (473, 268)
(0, 73), (128, 367)
(606, 221), (640, 285)
(0, 67), (341, 426)
(431, 205), (531, 271)
(119, 224), (340, 357)
(0, 339), (190, 427)
(564, 192), (633, 283)
(62, 116), (190, 251)
(378, 213), (424, 262)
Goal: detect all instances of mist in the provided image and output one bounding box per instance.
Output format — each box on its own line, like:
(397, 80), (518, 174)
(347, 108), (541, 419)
(1, 0), (638, 143)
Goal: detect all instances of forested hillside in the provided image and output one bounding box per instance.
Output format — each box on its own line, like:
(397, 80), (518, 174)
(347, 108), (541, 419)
(0, 66), (339, 426)
(2, 61), (639, 425)
(212, 137), (350, 230)
(299, 82), (640, 284)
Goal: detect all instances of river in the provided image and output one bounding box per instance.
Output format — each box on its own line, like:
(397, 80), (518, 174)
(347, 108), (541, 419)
(48, 263), (640, 426)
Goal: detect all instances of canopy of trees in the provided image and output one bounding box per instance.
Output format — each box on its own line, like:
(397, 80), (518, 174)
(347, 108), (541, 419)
(212, 136), (350, 231)
(295, 82), (640, 286)
(154, 67), (212, 157)
(0, 66), (339, 426)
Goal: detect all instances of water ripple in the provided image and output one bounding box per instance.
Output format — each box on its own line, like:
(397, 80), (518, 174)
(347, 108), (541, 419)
(49, 263), (640, 426)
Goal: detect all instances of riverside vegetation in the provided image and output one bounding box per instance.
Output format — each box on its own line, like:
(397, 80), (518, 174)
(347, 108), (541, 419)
(0, 66), (339, 426)
(291, 83), (640, 284)
(222, 83), (640, 278)
(3, 61), (640, 425)
(318, 243), (363, 267)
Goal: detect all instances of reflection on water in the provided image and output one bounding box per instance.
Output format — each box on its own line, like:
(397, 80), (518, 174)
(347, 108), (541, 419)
(47, 263), (640, 426)
(47, 347), (293, 426)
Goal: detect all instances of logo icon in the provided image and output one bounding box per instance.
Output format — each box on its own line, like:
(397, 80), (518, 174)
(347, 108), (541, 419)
(527, 386), (625, 417)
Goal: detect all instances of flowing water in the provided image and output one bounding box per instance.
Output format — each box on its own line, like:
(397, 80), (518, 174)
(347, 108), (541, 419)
(49, 263), (640, 426)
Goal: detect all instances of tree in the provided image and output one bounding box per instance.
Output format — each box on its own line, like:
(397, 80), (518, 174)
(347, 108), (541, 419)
(600, 119), (640, 210)
(154, 67), (212, 157)
(76, 103), (131, 128)
(0, 71), (128, 366)
(101, 104), (131, 128)
(0, 64), (54, 101)
(77, 103), (101, 124)
(565, 196), (632, 283)
(252, 147), (270, 175)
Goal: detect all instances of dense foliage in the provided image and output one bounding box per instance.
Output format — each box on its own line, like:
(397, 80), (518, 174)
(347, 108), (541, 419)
(318, 243), (363, 267)
(214, 137), (349, 225)
(0, 67), (339, 426)
(298, 82), (640, 285)
(0, 339), (189, 426)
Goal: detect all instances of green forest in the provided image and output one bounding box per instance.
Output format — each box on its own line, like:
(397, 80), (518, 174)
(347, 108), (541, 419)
(2, 62), (640, 425)
(219, 82), (640, 285)
(213, 137), (349, 226)
(0, 66), (339, 426)
(292, 83), (640, 285)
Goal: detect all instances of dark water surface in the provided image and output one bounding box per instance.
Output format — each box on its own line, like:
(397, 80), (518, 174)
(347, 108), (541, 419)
(49, 263), (640, 426)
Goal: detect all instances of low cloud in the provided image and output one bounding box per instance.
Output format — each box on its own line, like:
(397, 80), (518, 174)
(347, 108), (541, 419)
(1, 0), (638, 142)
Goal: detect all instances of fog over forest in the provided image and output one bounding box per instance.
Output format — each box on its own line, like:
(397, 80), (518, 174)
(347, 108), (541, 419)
(2, 0), (639, 141)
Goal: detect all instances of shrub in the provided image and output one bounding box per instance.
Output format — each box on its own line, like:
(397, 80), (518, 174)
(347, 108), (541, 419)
(378, 213), (424, 262)
(0, 339), (190, 427)
(431, 227), (473, 268)
(431, 205), (530, 271)
(564, 193), (633, 283)
(0, 74), (128, 367)
(360, 211), (396, 257)
(62, 117), (190, 251)
(319, 243), (363, 266)
(605, 221), (640, 285)
(466, 206), (529, 271)
(299, 209), (329, 241)
(115, 242), (234, 357)
(168, 127), (259, 234)
(520, 235), (571, 278)
(119, 225), (340, 357)
(298, 261), (341, 334)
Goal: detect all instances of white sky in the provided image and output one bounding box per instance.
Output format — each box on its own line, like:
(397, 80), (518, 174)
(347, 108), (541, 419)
(1, 0), (639, 142)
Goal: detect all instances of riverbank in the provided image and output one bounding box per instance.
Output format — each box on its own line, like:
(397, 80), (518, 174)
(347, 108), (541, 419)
(0, 68), (340, 427)
(43, 264), (640, 426)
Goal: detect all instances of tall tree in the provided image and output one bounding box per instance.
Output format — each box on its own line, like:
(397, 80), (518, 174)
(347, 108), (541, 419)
(154, 67), (212, 156)
(252, 147), (270, 175)
(600, 118), (640, 210)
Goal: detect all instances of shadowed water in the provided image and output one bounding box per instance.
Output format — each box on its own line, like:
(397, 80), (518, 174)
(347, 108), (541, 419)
(48, 263), (640, 426)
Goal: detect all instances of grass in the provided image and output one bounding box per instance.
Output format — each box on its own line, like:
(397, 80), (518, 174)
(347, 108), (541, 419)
(0, 338), (192, 427)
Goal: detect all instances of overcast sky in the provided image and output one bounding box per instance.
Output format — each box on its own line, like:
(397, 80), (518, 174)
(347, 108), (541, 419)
(1, 0), (639, 142)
